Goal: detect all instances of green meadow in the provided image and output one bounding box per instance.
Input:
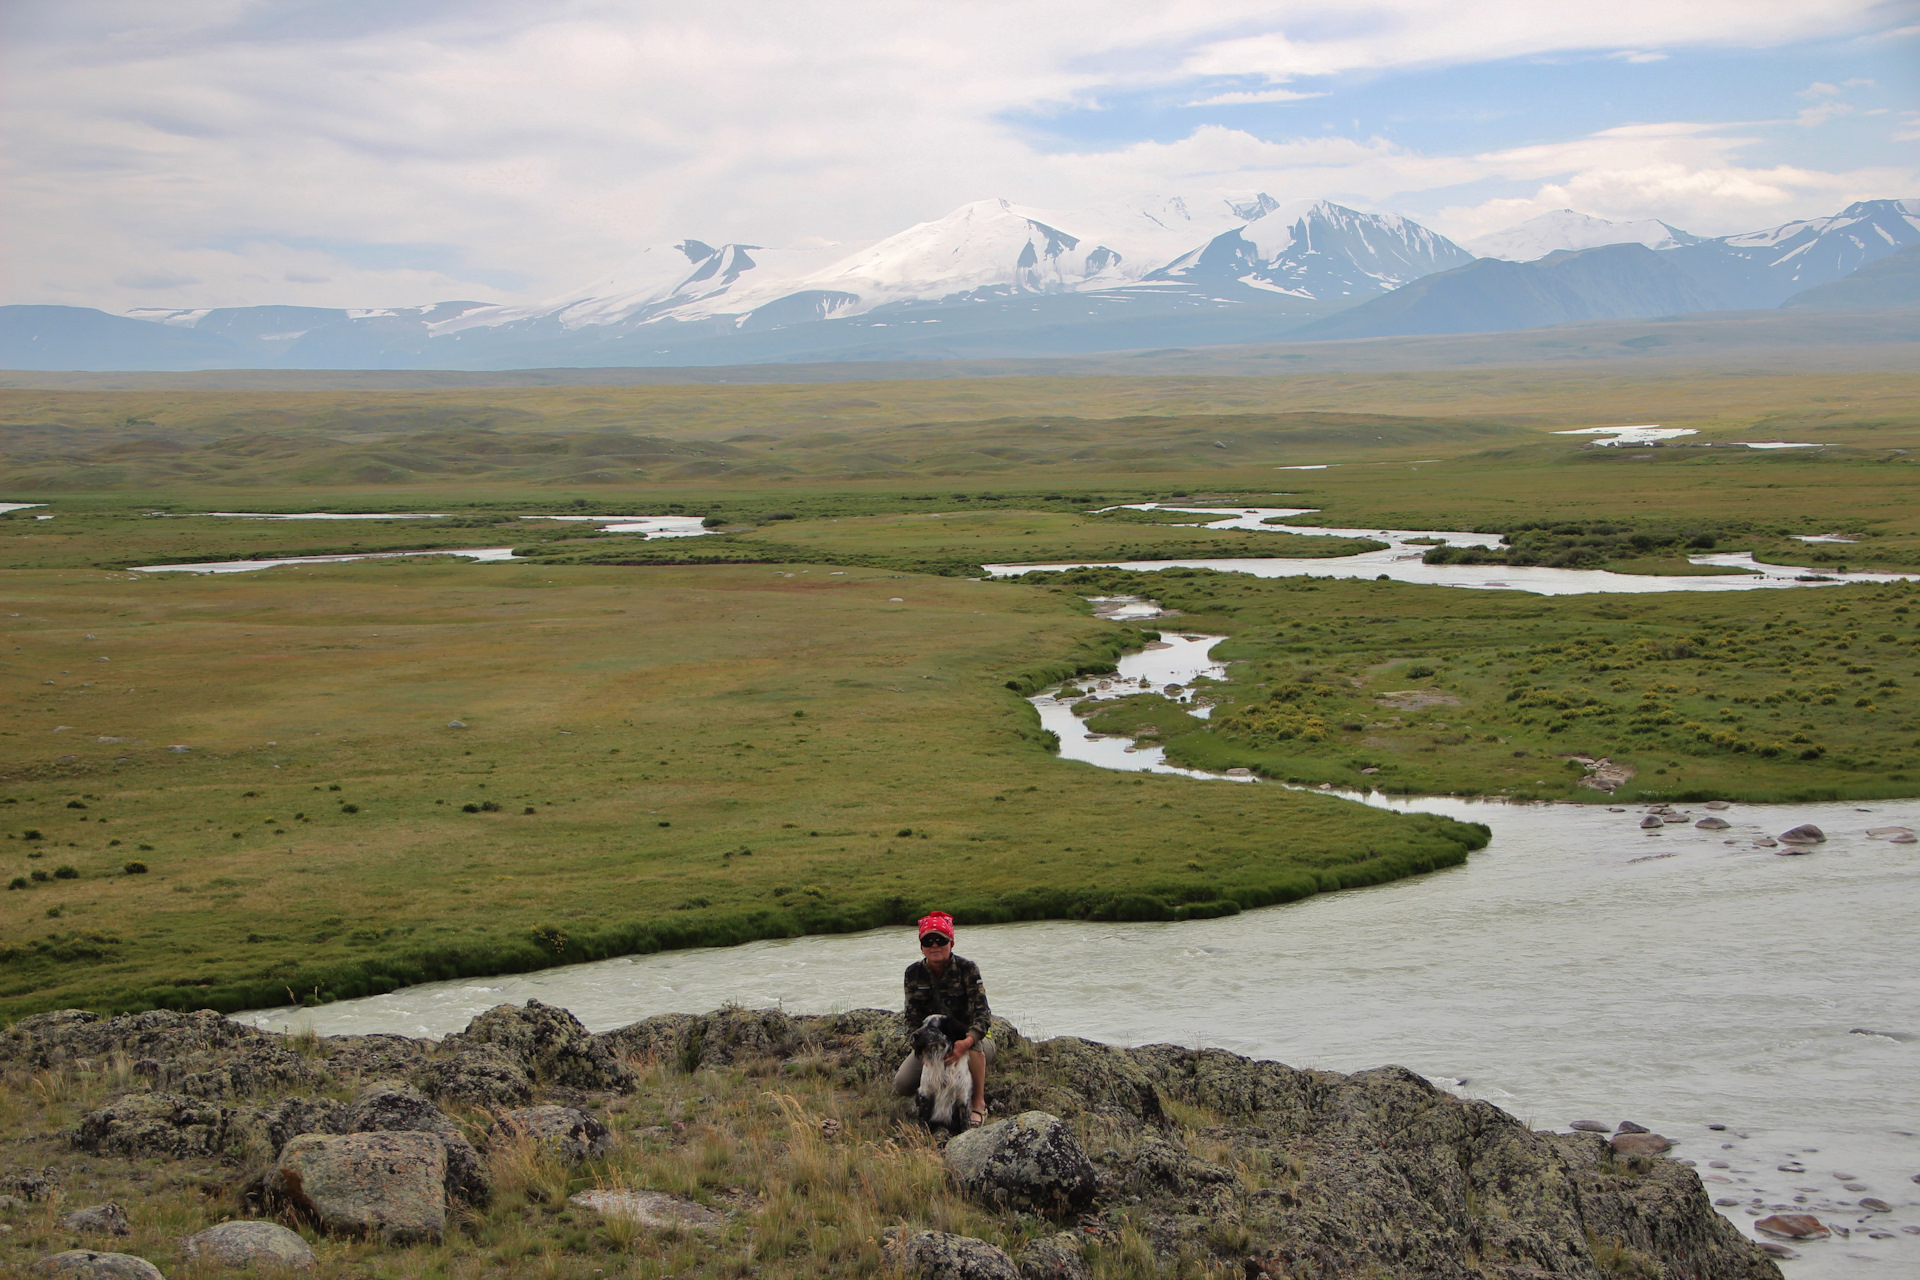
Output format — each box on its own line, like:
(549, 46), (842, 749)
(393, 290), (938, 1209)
(1, 361), (1916, 1015)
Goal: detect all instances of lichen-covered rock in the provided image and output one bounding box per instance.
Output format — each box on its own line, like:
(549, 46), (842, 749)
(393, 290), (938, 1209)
(225, 1096), (345, 1160)
(1000, 1038), (1164, 1125)
(491, 1105), (613, 1163)
(419, 1046), (531, 1110)
(181, 1220), (316, 1269)
(891, 1230), (1022, 1280)
(35, 1251), (164, 1279)
(1, 1010), (320, 1099)
(1116, 1134), (1235, 1194)
(945, 1112), (1098, 1216)
(274, 1131), (446, 1244)
(339, 1084), (487, 1206)
(1016, 1231), (1089, 1280)
(2, 1166), (61, 1201)
(58, 1203), (129, 1236)
(323, 1034), (430, 1081)
(440, 1000), (633, 1093)
(568, 1188), (725, 1231)
(73, 1093), (235, 1159)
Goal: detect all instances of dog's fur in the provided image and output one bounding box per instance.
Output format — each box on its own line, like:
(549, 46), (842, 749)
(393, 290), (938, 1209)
(910, 1014), (974, 1133)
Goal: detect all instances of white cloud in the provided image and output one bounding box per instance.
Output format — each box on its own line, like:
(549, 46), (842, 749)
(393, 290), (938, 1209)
(1609, 51), (1671, 63)
(1183, 88), (1326, 106)
(0, 0), (1909, 309)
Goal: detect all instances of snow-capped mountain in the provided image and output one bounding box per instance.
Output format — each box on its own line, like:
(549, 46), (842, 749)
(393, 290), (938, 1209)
(1466, 210), (1702, 261)
(9, 195), (1918, 370)
(1147, 201), (1475, 297)
(436, 194), (1279, 340)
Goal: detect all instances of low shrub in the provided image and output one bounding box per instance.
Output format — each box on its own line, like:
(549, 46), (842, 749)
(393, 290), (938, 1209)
(53, 865), (78, 880)
(123, 861), (148, 874)
(6, 877), (24, 890)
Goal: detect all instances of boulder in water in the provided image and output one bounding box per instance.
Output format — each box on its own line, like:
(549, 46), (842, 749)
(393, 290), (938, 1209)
(1610, 1132), (1674, 1155)
(1695, 817), (1731, 830)
(1777, 824), (1825, 844)
(1615, 1120), (1649, 1134)
(1755, 1213), (1829, 1239)
(1569, 1120), (1610, 1133)
(1640, 816), (1663, 829)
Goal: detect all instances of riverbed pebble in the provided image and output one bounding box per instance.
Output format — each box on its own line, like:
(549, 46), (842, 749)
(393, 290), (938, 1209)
(1778, 824), (1826, 844)
(1859, 1197), (1893, 1212)
(1616, 1121), (1649, 1134)
(1695, 817), (1731, 830)
(1756, 1213), (1829, 1239)
(1640, 816), (1663, 829)
(1570, 1120), (1610, 1133)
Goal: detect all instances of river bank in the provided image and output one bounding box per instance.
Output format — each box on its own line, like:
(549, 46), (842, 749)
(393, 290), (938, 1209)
(0, 1001), (1788, 1280)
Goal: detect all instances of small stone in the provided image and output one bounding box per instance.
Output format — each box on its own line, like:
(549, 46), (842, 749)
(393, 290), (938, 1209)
(1695, 816), (1731, 830)
(1640, 816), (1664, 829)
(1616, 1120), (1649, 1134)
(1754, 838), (1777, 848)
(181, 1221), (316, 1270)
(1755, 1242), (1798, 1259)
(58, 1204), (129, 1236)
(1755, 1213), (1830, 1239)
(1777, 823), (1826, 844)
(568, 1189), (724, 1232)
(1570, 1120), (1611, 1133)
(1843, 1183), (1867, 1191)
(1710, 1161), (1730, 1169)
(1705, 800), (1730, 810)
(1706, 1123), (1727, 1130)
(1714, 1197), (1739, 1206)
(446, 720), (467, 729)
(34, 1252), (164, 1280)
(1858, 1197), (1892, 1212)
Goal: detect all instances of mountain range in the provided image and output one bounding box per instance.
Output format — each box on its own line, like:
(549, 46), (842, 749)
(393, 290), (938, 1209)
(3, 197), (1916, 370)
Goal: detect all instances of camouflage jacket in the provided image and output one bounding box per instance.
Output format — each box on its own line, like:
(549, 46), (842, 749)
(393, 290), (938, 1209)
(902, 953), (992, 1043)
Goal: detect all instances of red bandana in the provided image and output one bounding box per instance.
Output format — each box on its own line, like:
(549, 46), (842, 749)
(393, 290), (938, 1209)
(917, 911), (954, 942)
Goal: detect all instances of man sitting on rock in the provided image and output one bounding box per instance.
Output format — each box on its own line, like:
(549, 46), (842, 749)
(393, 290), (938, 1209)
(892, 910), (993, 1128)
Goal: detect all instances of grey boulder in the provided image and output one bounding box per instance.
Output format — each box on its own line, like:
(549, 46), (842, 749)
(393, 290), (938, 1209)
(1017, 1231), (1089, 1280)
(74, 1093), (232, 1159)
(181, 1221), (316, 1269)
(491, 1105), (613, 1163)
(1778, 824), (1826, 844)
(340, 1083), (488, 1206)
(35, 1252), (164, 1279)
(439, 999), (634, 1094)
(1569, 1120), (1610, 1133)
(421, 1046), (531, 1111)
(58, 1203), (129, 1236)
(274, 1130), (446, 1244)
(892, 1230), (1022, 1280)
(944, 1111), (1097, 1216)
(1694, 816), (1730, 830)
(1610, 1132), (1675, 1156)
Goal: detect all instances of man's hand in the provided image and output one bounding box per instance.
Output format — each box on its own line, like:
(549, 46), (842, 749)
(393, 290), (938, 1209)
(945, 1034), (974, 1065)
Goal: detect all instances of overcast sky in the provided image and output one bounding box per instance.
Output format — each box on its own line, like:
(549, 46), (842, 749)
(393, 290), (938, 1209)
(4, 0), (1916, 311)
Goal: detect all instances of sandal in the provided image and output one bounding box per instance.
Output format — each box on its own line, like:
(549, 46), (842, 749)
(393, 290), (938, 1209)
(969, 1107), (988, 1127)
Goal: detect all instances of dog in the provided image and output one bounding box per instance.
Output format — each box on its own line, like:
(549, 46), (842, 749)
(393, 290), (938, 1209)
(909, 1014), (974, 1133)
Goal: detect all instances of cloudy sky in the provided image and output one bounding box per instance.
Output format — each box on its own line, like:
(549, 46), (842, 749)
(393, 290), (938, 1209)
(4, 0), (1916, 311)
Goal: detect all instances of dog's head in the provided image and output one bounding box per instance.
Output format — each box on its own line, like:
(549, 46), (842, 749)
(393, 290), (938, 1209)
(911, 1014), (963, 1056)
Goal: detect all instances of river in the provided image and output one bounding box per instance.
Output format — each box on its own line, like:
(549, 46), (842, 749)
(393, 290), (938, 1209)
(984, 505), (1910, 595)
(234, 620), (1919, 1276)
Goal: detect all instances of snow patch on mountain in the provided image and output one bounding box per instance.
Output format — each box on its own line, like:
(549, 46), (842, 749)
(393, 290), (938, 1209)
(1149, 201), (1475, 298)
(1467, 210), (1701, 261)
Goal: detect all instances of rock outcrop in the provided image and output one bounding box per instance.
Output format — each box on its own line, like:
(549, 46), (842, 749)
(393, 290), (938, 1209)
(35, 1251), (164, 1279)
(2, 1001), (1785, 1279)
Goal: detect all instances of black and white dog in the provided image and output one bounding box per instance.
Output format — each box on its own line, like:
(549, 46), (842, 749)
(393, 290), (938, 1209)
(910, 1014), (974, 1133)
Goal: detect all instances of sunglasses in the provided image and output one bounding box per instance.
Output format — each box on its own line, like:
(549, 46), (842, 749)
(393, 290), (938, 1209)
(919, 935), (952, 948)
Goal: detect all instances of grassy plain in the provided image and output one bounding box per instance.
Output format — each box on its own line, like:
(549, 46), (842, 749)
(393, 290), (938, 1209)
(0, 558), (1479, 1019)
(1048, 569), (1920, 802)
(1, 361), (1917, 1015)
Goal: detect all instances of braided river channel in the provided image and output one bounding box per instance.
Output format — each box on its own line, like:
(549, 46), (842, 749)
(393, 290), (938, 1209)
(231, 517), (1920, 1278)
